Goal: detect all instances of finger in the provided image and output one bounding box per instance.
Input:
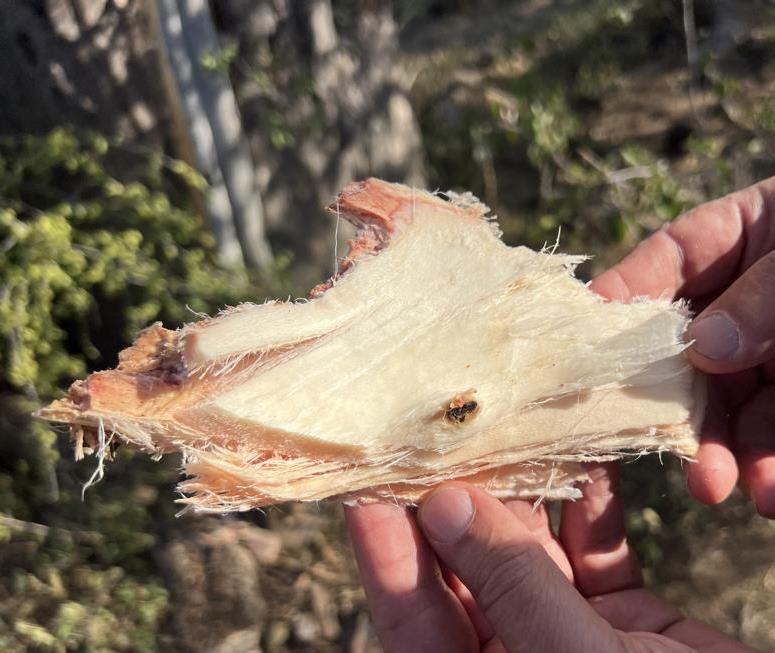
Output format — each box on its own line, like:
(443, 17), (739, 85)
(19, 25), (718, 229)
(686, 250), (775, 374)
(345, 503), (478, 652)
(764, 358), (775, 383)
(441, 567), (497, 645)
(715, 369), (760, 410)
(591, 176), (775, 302)
(559, 463), (643, 597)
(687, 436), (739, 505)
(733, 385), (775, 518)
(588, 589), (683, 633)
(686, 375), (739, 504)
(444, 501), (574, 648)
(590, 591), (755, 652)
(661, 618), (759, 652)
(504, 500), (574, 581)
(417, 483), (622, 653)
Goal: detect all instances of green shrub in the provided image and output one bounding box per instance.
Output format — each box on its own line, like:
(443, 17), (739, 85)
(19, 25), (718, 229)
(0, 128), (286, 651)
(0, 128), (283, 398)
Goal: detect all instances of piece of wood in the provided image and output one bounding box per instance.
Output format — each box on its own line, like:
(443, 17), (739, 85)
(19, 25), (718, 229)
(38, 179), (704, 510)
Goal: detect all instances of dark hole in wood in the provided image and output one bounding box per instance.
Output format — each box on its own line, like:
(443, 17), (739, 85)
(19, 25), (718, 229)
(445, 401), (478, 423)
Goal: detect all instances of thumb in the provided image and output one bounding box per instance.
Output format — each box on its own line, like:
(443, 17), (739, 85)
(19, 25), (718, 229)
(687, 250), (775, 374)
(417, 484), (623, 653)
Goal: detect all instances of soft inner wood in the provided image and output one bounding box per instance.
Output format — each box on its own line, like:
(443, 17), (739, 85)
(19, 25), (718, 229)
(38, 178), (704, 511)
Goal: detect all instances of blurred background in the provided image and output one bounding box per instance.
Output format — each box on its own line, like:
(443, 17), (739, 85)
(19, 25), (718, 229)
(1, 0), (774, 651)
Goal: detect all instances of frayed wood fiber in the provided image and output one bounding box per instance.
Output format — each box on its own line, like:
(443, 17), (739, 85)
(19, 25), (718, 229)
(38, 179), (705, 511)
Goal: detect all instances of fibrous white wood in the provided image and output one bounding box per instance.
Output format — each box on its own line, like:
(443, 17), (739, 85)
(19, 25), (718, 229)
(39, 179), (704, 510)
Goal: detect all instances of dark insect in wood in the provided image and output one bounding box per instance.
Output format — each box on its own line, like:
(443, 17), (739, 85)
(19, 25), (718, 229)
(445, 401), (478, 423)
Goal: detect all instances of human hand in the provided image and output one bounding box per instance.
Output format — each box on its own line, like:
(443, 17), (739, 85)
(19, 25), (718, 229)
(591, 177), (775, 517)
(346, 464), (755, 652)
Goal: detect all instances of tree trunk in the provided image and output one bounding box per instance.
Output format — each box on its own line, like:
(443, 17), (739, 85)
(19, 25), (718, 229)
(173, 0), (273, 269)
(0, 0), (167, 143)
(154, 0), (245, 268)
(0, 0), (426, 277)
(213, 0), (426, 279)
(0, 0), (273, 269)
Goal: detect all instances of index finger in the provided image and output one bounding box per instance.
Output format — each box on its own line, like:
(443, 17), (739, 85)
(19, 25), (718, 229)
(559, 463), (642, 597)
(591, 176), (775, 302)
(345, 503), (478, 653)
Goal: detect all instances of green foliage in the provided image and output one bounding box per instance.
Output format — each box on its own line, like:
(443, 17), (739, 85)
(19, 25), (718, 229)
(0, 128), (286, 651)
(229, 30), (330, 154)
(200, 40), (239, 73)
(524, 92), (579, 167)
(0, 129), (265, 398)
(414, 0), (775, 271)
(0, 397), (60, 518)
(0, 448), (184, 650)
(1, 557), (169, 652)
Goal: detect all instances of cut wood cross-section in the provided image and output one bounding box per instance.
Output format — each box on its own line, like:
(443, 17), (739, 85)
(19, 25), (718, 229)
(38, 179), (705, 510)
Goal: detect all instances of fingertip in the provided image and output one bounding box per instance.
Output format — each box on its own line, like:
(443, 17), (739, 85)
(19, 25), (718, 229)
(753, 486), (775, 519)
(589, 269), (631, 302)
(418, 482), (541, 557)
(686, 311), (741, 368)
(686, 441), (738, 505)
(684, 347), (720, 374)
(684, 335), (748, 376)
(344, 501), (434, 598)
(419, 485), (616, 651)
(581, 461), (620, 497)
(741, 456), (775, 519)
(417, 484), (476, 545)
(344, 499), (480, 652)
(685, 346), (742, 375)
(686, 253), (775, 373)
(344, 500), (408, 536)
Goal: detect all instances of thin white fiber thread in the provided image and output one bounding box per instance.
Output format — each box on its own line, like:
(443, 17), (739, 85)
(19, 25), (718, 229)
(185, 304), (210, 319)
(332, 197), (341, 280)
(548, 225), (562, 256)
(81, 417), (113, 500)
(531, 464), (558, 512)
(386, 483), (399, 507)
(539, 226), (564, 271)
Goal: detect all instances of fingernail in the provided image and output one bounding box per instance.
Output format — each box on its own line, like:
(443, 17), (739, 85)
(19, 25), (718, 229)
(419, 488), (474, 544)
(689, 312), (740, 360)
